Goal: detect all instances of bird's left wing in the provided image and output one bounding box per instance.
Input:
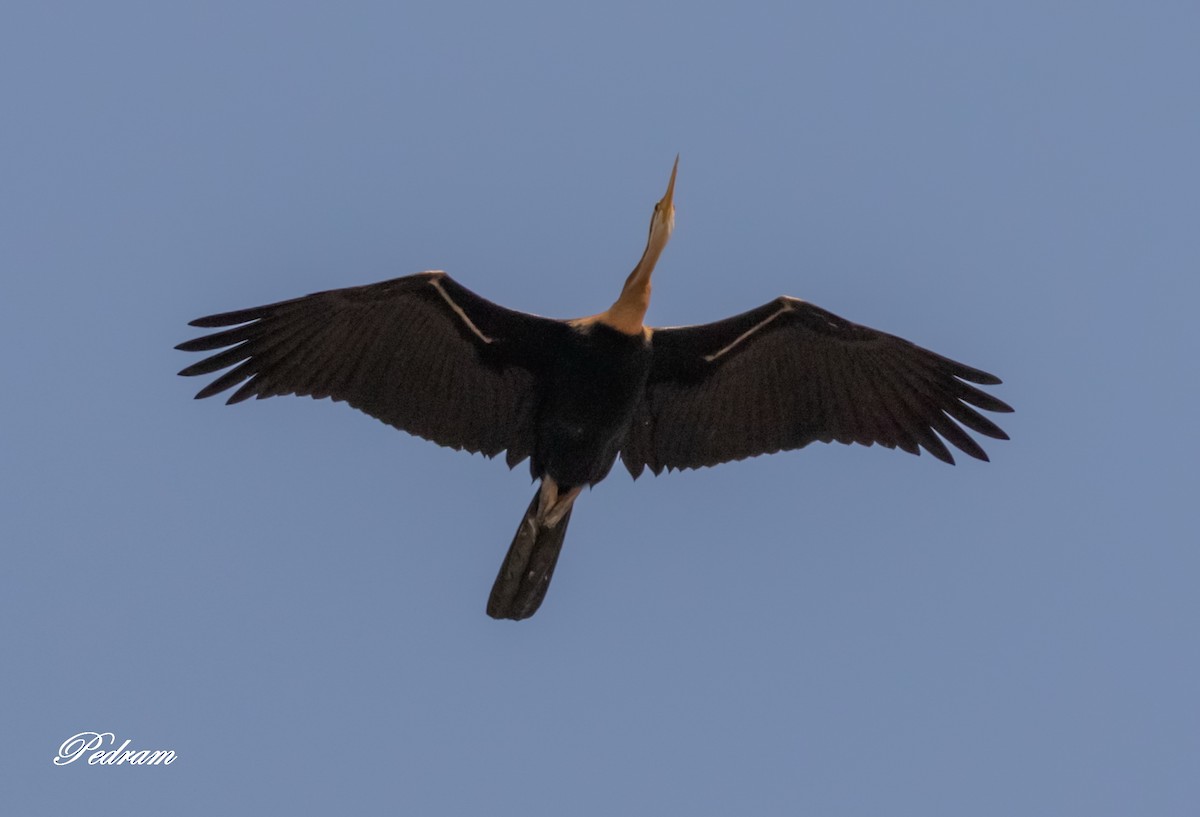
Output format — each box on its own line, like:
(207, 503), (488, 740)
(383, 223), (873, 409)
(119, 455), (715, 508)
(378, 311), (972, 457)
(622, 296), (1012, 477)
(177, 272), (562, 467)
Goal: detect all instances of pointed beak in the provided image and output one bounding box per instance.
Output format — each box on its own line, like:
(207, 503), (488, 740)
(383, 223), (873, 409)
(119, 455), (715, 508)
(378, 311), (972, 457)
(661, 155), (678, 212)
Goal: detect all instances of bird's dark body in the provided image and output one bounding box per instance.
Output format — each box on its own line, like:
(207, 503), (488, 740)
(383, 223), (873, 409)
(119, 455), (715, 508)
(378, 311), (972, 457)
(532, 323), (652, 488)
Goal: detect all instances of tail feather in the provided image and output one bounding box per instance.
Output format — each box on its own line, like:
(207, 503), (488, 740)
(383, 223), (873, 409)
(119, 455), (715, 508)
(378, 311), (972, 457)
(487, 490), (574, 620)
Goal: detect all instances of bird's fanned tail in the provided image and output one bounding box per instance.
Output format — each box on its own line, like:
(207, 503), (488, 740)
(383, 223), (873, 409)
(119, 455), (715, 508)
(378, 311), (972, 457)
(487, 490), (574, 620)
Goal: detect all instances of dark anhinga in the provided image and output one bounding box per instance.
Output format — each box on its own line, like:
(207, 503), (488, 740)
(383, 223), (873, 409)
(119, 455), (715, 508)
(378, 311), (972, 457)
(177, 158), (1012, 620)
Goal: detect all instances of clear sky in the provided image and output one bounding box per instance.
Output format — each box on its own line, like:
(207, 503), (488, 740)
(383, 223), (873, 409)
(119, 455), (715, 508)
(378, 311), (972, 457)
(4, 2), (1198, 815)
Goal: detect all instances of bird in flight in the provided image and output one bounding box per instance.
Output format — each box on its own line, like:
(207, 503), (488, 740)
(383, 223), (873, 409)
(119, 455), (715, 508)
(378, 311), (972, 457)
(177, 157), (1011, 620)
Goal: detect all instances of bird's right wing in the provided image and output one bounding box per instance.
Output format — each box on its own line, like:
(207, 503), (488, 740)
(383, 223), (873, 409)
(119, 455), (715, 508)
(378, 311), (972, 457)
(622, 297), (1012, 477)
(177, 272), (564, 467)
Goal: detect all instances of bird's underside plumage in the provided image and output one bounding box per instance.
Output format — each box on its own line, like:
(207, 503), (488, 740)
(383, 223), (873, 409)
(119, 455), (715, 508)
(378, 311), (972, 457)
(180, 148), (1016, 620)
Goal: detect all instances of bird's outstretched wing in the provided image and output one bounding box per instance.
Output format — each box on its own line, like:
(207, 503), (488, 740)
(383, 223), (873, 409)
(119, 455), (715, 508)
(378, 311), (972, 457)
(622, 297), (1012, 477)
(177, 272), (562, 467)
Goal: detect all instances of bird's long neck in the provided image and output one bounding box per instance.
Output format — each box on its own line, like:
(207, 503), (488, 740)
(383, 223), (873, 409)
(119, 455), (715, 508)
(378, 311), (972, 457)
(599, 226), (670, 335)
(604, 257), (654, 334)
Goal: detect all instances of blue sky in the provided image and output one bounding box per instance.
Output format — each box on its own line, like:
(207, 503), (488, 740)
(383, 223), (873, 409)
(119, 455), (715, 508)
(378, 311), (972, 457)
(3, 2), (1198, 814)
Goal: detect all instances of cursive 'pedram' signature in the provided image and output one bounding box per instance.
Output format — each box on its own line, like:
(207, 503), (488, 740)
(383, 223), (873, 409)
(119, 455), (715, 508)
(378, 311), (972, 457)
(53, 732), (177, 766)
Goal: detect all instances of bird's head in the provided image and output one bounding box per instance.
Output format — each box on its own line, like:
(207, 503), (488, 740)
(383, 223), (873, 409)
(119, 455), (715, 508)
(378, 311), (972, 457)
(646, 155), (678, 256)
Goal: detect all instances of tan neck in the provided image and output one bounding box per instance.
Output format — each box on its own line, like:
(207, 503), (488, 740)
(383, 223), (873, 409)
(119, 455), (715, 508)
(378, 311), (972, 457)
(595, 228), (669, 335)
(600, 260), (652, 333)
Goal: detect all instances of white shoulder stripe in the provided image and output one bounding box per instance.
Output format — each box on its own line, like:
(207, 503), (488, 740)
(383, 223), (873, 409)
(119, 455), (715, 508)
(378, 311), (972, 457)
(703, 301), (793, 362)
(428, 277), (495, 344)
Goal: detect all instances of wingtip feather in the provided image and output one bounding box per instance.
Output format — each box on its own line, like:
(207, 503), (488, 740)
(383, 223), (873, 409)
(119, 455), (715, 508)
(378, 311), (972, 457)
(187, 304), (279, 328)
